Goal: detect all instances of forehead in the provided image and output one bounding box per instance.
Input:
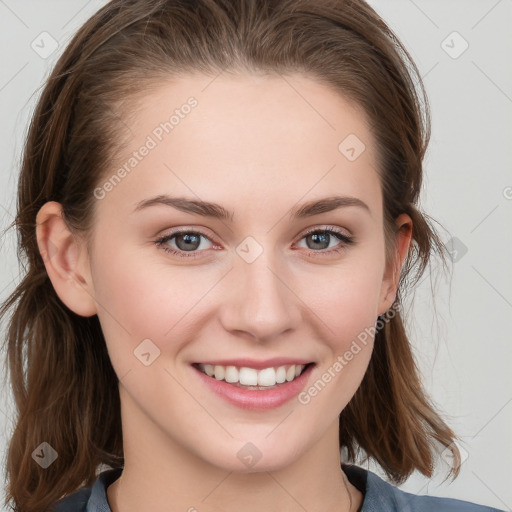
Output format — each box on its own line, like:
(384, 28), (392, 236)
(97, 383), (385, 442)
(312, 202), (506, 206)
(96, 72), (382, 222)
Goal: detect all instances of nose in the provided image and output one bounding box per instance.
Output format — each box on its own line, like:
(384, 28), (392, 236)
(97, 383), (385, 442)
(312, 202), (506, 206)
(218, 253), (302, 343)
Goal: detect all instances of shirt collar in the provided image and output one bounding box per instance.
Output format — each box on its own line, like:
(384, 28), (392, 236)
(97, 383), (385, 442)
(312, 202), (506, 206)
(87, 467), (122, 512)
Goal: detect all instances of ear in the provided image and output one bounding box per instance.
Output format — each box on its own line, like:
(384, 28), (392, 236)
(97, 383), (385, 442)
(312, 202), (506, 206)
(377, 213), (413, 316)
(35, 201), (98, 317)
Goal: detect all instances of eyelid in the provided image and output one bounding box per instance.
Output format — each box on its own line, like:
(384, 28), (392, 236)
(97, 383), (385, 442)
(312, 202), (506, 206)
(156, 226), (218, 244)
(299, 224), (353, 239)
(156, 224), (352, 241)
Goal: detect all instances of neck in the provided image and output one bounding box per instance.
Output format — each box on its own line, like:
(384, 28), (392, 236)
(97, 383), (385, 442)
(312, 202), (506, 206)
(107, 389), (363, 512)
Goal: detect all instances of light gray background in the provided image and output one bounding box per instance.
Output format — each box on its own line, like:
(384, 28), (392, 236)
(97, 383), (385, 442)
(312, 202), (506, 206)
(0, 0), (511, 510)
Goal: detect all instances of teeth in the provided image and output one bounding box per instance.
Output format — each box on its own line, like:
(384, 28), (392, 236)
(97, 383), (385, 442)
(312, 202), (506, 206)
(214, 365), (225, 380)
(257, 367), (275, 386)
(225, 365), (238, 383)
(198, 363), (307, 387)
(276, 366), (286, 383)
(239, 367), (258, 385)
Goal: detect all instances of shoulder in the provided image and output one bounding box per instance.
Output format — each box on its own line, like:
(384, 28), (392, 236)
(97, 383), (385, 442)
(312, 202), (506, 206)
(49, 467), (123, 512)
(383, 485), (505, 512)
(342, 464), (506, 512)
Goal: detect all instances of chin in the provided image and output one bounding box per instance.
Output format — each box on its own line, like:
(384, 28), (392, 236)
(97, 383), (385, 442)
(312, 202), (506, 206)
(199, 437), (307, 474)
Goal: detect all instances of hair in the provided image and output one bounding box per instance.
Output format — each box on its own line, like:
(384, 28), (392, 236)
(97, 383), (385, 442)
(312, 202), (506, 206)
(0, 0), (462, 510)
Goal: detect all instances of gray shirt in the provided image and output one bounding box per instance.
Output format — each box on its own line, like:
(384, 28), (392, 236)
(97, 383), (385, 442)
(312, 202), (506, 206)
(50, 464), (506, 512)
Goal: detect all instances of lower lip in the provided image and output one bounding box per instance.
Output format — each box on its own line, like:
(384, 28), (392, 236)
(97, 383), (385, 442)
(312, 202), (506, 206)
(193, 364), (315, 410)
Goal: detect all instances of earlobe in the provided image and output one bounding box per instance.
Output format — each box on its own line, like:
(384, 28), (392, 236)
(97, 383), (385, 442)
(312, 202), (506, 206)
(378, 213), (413, 315)
(35, 201), (98, 317)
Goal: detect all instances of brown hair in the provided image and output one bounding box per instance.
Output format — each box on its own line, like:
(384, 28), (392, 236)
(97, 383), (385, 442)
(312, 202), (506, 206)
(1, 0), (461, 510)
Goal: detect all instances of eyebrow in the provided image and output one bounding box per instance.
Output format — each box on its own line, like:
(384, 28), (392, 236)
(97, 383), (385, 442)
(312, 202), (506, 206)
(132, 194), (371, 221)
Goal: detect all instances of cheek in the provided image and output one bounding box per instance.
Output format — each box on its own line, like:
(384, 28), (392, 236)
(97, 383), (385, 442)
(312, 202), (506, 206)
(296, 257), (385, 348)
(295, 267), (380, 415)
(90, 242), (216, 366)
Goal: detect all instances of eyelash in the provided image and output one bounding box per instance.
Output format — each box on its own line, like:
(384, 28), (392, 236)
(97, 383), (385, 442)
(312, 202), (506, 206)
(155, 226), (355, 259)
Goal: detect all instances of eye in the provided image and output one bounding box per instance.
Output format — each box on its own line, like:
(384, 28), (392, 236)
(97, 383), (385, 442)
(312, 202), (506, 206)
(296, 226), (355, 256)
(155, 229), (215, 259)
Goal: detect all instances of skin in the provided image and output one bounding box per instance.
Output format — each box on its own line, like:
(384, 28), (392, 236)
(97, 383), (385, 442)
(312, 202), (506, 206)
(36, 72), (412, 512)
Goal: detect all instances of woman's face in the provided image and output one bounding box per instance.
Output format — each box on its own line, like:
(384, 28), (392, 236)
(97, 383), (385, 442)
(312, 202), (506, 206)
(71, 72), (408, 472)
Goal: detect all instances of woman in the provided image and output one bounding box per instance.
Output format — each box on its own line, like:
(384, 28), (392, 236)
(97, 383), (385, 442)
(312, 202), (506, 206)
(0, 1), (505, 511)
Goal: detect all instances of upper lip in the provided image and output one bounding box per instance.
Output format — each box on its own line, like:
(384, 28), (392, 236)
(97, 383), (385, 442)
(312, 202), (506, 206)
(193, 358), (313, 369)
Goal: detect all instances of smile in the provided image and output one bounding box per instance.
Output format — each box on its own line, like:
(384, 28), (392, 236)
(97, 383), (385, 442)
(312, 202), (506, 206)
(195, 363), (311, 389)
(191, 360), (316, 410)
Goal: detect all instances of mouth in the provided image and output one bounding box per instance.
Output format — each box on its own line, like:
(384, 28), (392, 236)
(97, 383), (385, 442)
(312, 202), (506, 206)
(192, 362), (313, 390)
